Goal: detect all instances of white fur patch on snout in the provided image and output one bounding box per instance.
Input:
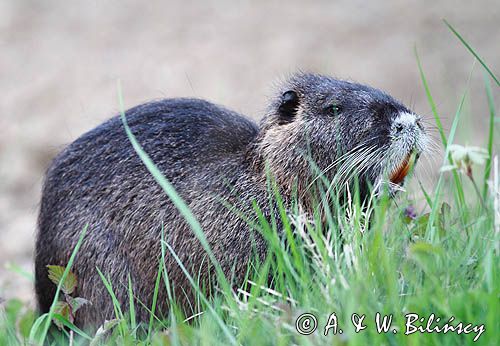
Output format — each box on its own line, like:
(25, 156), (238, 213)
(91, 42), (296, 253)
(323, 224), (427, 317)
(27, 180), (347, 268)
(391, 111), (427, 153)
(393, 112), (417, 128)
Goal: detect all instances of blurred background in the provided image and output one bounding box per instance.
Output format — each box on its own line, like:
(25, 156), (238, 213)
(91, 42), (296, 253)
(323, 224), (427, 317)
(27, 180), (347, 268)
(0, 0), (498, 304)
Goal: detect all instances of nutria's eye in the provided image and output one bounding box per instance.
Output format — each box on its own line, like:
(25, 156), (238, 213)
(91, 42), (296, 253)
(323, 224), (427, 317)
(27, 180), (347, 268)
(278, 90), (299, 122)
(330, 105), (342, 115)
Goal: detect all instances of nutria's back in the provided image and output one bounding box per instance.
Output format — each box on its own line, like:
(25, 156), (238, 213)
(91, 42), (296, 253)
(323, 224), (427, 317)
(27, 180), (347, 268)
(36, 98), (265, 327)
(35, 73), (428, 330)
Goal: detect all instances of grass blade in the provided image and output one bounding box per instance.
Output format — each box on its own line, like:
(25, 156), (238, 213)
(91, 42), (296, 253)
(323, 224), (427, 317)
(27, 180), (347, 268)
(164, 242), (237, 345)
(482, 73), (496, 198)
(415, 47), (467, 221)
(127, 274), (137, 336)
(147, 258), (163, 339)
(443, 19), (499, 86)
(415, 46), (447, 146)
(51, 314), (92, 340)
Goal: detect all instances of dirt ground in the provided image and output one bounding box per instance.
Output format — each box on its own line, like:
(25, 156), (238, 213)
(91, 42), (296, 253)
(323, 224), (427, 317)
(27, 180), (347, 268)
(1, 1), (498, 305)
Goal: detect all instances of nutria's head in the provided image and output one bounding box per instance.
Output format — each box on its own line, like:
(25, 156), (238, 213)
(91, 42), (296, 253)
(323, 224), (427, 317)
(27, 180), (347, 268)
(252, 73), (428, 202)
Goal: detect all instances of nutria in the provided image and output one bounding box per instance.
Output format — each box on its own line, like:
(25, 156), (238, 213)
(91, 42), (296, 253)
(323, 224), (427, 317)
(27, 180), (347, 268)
(35, 73), (427, 329)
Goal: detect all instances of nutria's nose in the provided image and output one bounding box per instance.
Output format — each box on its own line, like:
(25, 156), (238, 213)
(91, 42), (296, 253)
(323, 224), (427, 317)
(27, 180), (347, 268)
(392, 112), (418, 134)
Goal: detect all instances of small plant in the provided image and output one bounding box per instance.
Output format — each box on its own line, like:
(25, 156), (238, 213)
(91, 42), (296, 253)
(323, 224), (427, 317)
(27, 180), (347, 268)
(46, 265), (90, 330)
(441, 144), (489, 208)
(441, 144), (489, 178)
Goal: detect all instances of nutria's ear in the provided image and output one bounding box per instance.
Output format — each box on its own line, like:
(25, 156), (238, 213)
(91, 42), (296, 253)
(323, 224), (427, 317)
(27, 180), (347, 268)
(278, 90), (299, 122)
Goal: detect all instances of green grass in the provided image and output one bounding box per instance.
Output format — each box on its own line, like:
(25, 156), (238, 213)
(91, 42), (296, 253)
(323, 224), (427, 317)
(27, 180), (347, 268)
(1, 21), (498, 345)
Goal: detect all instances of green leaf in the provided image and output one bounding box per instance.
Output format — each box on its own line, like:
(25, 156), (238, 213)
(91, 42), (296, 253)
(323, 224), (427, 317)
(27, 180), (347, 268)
(46, 265), (78, 295)
(90, 319), (121, 346)
(67, 296), (91, 314)
(412, 213), (430, 237)
(52, 301), (71, 329)
(440, 202), (451, 219)
(102, 318), (121, 332)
